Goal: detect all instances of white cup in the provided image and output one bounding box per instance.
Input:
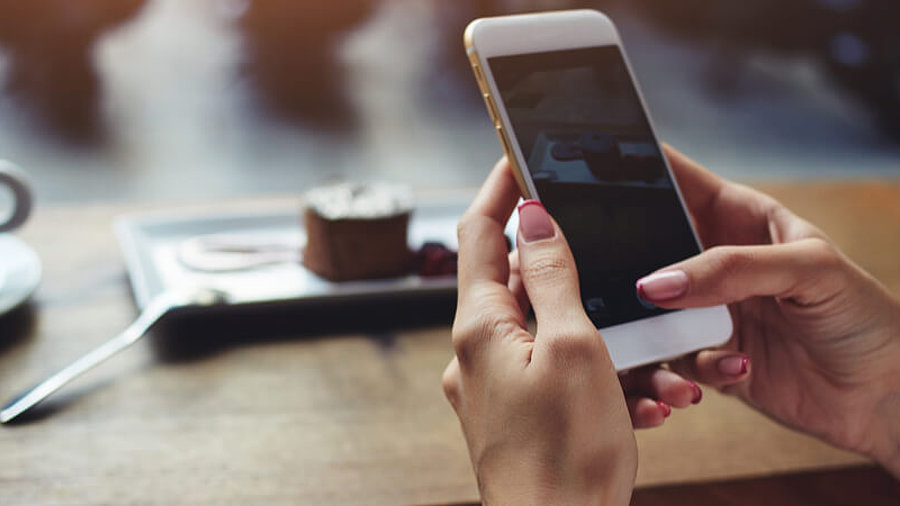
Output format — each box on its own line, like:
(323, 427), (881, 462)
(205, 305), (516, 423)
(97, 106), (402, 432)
(0, 160), (32, 234)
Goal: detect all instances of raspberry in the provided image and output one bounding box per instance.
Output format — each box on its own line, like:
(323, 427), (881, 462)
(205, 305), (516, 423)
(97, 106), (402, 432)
(413, 242), (458, 277)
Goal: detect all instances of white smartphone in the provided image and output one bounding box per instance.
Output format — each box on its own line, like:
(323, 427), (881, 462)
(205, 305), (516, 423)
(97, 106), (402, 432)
(465, 9), (732, 371)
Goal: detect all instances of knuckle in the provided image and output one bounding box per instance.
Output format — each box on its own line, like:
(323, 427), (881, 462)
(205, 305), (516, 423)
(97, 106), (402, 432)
(802, 238), (849, 284)
(542, 331), (602, 367)
(520, 254), (571, 284)
(456, 212), (479, 243)
(768, 202), (831, 242)
(441, 363), (460, 404)
(710, 246), (751, 278)
(804, 238), (840, 267)
(450, 324), (477, 364)
(451, 310), (518, 364)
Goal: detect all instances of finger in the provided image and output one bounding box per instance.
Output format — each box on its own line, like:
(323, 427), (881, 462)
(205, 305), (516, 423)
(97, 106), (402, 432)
(515, 200), (592, 329)
(626, 397), (671, 429)
(669, 350), (751, 390)
(453, 158), (531, 367)
(507, 250), (530, 316)
(663, 144), (727, 217)
(457, 157), (523, 292)
(621, 366), (702, 409)
(515, 201), (610, 367)
(664, 144), (781, 247)
(767, 202), (830, 244)
(636, 239), (847, 308)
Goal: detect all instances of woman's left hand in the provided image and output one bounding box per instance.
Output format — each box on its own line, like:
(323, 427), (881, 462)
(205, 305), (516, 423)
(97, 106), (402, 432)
(442, 158), (699, 504)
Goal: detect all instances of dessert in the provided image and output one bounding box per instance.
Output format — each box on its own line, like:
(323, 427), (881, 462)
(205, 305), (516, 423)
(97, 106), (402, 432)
(411, 242), (458, 277)
(302, 183), (414, 282)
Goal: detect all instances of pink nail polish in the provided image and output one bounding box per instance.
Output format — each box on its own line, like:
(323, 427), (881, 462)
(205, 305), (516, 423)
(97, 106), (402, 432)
(636, 282), (649, 302)
(517, 200), (555, 243)
(657, 401), (672, 418)
(718, 355), (750, 376)
(636, 271), (689, 301)
(688, 381), (703, 404)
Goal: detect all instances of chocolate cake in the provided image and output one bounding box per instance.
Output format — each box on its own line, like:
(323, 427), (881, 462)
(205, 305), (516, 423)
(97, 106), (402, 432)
(302, 183), (414, 282)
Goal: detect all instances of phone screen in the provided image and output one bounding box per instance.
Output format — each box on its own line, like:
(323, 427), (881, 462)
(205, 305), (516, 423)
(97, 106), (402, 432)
(489, 46), (700, 329)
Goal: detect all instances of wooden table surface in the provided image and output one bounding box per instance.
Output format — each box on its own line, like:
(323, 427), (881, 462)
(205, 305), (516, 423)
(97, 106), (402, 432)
(1, 181), (899, 505)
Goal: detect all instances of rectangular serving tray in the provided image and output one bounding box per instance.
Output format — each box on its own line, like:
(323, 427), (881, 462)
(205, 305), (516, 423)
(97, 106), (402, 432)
(115, 196), (517, 311)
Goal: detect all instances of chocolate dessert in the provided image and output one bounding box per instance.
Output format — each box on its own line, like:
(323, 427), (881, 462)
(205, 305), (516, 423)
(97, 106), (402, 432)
(302, 183), (414, 282)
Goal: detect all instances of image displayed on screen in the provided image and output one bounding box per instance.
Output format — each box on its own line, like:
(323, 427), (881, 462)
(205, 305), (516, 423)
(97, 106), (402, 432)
(489, 46), (700, 328)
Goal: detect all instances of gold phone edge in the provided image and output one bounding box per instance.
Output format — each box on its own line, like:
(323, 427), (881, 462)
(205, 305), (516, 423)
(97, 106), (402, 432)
(464, 29), (533, 201)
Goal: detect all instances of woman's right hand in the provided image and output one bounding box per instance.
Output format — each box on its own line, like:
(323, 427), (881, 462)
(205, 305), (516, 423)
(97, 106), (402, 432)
(637, 146), (900, 477)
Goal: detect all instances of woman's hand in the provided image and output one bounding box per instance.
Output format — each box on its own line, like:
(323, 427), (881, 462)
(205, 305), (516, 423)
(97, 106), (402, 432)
(443, 158), (637, 504)
(638, 146), (900, 477)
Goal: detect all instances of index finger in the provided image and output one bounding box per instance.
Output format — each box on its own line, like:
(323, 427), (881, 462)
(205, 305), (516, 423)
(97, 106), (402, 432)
(456, 157), (523, 292)
(663, 143), (727, 219)
(452, 158), (530, 369)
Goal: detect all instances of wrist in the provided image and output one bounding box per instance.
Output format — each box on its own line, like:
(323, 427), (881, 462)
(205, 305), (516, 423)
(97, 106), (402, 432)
(479, 477), (634, 506)
(870, 395), (900, 478)
(477, 452), (636, 506)
(868, 330), (900, 478)
(870, 382), (900, 478)
(857, 302), (900, 478)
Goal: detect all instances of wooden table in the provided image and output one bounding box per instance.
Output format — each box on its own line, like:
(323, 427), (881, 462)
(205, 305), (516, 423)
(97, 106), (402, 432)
(1, 182), (899, 505)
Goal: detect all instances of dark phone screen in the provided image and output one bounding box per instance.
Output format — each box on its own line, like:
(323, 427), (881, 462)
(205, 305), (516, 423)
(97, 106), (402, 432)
(489, 46), (699, 328)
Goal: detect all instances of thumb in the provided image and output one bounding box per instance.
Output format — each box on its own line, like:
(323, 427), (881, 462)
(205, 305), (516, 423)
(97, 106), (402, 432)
(636, 238), (846, 308)
(515, 200), (592, 328)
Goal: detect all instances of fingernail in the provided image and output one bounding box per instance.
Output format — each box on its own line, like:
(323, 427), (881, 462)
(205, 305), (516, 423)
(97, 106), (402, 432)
(688, 381), (703, 404)
(636, 271), (689, 301)
(717, 355), (750, 377)
(657, 401), (672, 418)
(517, 200), (555, 243)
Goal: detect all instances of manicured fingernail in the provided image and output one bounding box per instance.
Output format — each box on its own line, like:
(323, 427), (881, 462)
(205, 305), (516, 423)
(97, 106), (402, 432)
(636, 270), (688, 301)
(657, 401), (672, 418)
(717, 355), (750, 376)
(517, 200), (555, 243)
(688, 381), (703, 404)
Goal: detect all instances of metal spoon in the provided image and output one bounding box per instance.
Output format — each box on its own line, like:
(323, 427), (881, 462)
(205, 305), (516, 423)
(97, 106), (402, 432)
(0, 287), (228, 424)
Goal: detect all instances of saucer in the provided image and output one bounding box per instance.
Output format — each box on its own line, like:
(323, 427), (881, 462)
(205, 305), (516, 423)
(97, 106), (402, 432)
(0, 235), (41, 316)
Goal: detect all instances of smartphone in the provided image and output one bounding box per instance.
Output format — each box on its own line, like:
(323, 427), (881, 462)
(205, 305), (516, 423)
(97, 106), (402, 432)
(465, 9), (732, 370)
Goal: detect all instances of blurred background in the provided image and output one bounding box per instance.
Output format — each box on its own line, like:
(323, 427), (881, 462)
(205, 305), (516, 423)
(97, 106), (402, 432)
(1, 0), (898, 205)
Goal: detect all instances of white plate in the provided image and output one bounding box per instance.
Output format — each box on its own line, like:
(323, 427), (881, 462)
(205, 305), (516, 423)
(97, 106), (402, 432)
(115, 197), (517, 311)
(0, 235), (41, 316)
